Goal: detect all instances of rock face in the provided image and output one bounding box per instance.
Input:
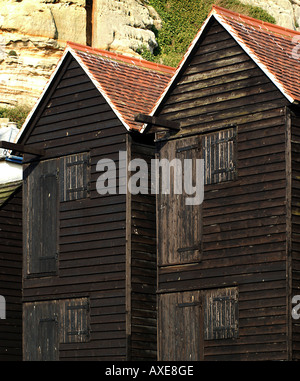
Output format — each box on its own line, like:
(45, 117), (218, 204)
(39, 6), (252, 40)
(92, 0), (161, 55)
(1, 0), (300, 109)
(0, 0), (161, 108)
(240, 0), (300, 30)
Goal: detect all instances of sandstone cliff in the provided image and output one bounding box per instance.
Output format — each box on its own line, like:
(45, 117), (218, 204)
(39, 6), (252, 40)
(240, 0), (300, 30)
(0, 0), (299, 109)
(0, 0), (161, 107)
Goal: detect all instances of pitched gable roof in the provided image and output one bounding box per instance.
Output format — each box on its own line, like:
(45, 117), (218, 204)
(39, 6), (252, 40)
(17, 43), (175, 142)
(144, 5), (300, 131)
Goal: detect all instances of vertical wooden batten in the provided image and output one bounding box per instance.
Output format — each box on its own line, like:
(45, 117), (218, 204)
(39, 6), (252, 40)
(125, 134), (132, 360)
(285, 106), (293, 360)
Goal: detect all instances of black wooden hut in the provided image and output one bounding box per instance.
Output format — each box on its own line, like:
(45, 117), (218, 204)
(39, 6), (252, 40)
(14, 43), (174, 361)
(0, 180), (22, 360)
(5, 4), (300, 362)
(139, 6), (300, 361)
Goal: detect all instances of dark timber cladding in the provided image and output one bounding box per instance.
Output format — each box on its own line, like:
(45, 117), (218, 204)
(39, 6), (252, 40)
(155, 17), (291, 360)
(20, 53), (157, 360)
(290, 108), (300, 360)
(0, 183), (22, 360)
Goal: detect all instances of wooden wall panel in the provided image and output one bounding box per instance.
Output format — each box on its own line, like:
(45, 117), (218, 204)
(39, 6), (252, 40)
(129, 137), (157, 360)
(22, 57), (129, 360)
(0, 186), (22, 361)
(156, 19), (290, 361)
(291, 111), (300, 360)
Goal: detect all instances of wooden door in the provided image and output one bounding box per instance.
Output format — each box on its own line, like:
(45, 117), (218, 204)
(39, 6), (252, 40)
(157, 136), (203, 266)
(23, 301), (59, 361)
(23, 298), (90, 360)
(158, 291), (203, 361)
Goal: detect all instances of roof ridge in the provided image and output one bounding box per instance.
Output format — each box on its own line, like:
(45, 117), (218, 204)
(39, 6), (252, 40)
(66, 41), (175, 75)
(212, 5), (300, 39)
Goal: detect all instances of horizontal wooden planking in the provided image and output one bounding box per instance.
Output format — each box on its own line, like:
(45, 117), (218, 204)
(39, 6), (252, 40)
(27, 128), (126, 152)
(22, 57), (132, 361)
(171, 66), (264, 97)
(129, 139), (157, 360)
(58, 247), (125, 264)
(23, 280), (126, 301)
(25, 57), (128, 163)
(158, 267), (286, 295)
(162, 87), (281, 122)
(0, 187), (22, 361)
(156, 19), (289, 361)
(292, 116), (300, 359)
(163, 80), (276, 116)
(35, 102), (113, 130)
(32, 110), (123, 140)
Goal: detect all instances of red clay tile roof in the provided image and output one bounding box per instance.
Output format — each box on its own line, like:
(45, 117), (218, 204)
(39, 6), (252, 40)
(67, 42), (175, 131)
(145, 5), (300, 129)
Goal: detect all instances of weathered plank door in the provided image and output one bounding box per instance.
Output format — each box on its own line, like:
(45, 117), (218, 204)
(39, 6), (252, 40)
(158, 291), (203, 361)
(157, 136), (203, 266)
(23, 302), (59, 361)
(24, 159), (59, 275)
(23, 298), (89, 360)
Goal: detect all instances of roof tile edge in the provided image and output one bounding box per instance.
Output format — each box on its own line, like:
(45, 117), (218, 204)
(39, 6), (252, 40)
(66, 41), (176, 75)
(212, 5), (300, 39)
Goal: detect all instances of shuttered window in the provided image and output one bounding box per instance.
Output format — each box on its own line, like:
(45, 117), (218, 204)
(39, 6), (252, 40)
(25, 153), (90, 277)
(24, 158), (59, 276)
(23, 298), (90, 360)
(203, 127), (237, 185)
(204, 287), (239, 340)
(61, 298), (89, 343)
(157, 136), (203, 266)
(60, 152), (90, 202)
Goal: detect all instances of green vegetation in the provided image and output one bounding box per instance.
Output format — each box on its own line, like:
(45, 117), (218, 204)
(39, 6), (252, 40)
(144, 0), (276, 67)
(0, 105), (31, 129)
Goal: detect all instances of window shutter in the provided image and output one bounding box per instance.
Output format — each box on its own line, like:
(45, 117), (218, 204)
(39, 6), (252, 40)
(175, 137), (203, 263)
(204, 287), (239, 340)
(157, 136), (203, 266)
(60, 153), (90, 202)
(203, 128), (237, 185)
(26, 159), (58, 275)
(39, 173), (58, 274)
(61, 298), (89, 343)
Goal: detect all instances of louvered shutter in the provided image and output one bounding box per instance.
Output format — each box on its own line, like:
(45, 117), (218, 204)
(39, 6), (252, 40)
(61, 298), (89, 343)
(60, 153), (90, 202)
(204, 287), (239, 340)
(203, 128), (237, 185)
